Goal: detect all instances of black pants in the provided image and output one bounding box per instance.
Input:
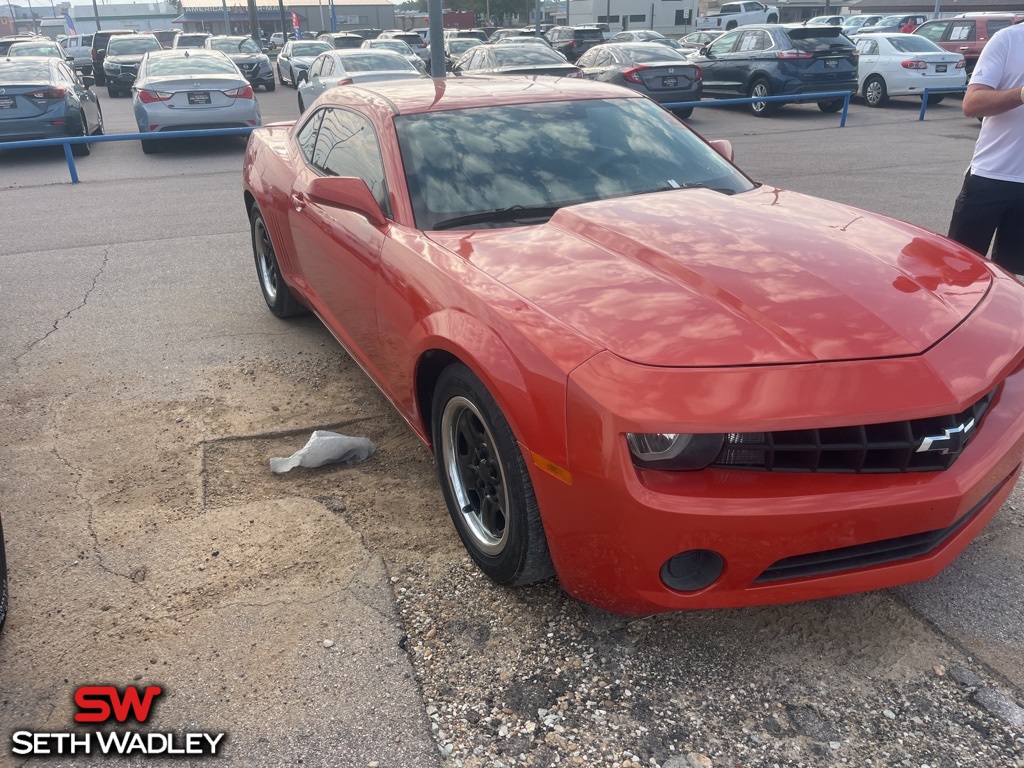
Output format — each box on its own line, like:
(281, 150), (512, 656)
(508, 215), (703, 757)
(948, 171), (1024, 273)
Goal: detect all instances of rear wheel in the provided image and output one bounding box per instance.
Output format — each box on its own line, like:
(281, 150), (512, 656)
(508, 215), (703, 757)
(106, 85), (119, 98)
(923, 93), (945, 105)
(748, 78), (778, 117)
(726, 20), (737, 30)
(673, 106), (694, 119)
(297, 93), (305, 113)
(250, 205), (307, 317)
(817, 98), (844, 113)
(863, 74), (888, 107)
(70, 116), (90, 156)
(141, 139), (160, 154)
(431, 363), (554, 586)
(264, 81), (275, 92)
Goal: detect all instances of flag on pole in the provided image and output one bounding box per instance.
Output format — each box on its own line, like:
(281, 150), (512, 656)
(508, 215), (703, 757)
(63, 12), (76, 34)
(291, 11), (300, 38)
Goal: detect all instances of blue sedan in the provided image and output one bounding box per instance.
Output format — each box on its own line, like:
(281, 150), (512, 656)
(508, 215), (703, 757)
(0, 57), (103, 155)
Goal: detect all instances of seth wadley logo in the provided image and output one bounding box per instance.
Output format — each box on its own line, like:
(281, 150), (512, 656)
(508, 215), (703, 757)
(11, 685), (227, 757)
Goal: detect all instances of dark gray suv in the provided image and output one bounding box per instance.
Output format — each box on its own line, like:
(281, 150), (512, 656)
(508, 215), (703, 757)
(544, 25), (604, 62)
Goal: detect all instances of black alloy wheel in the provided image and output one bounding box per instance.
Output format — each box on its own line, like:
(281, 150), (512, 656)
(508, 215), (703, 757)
(250, 206), (307, 317)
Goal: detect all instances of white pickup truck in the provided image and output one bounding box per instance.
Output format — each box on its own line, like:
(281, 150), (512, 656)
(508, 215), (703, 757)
(696, 1), (779, 31)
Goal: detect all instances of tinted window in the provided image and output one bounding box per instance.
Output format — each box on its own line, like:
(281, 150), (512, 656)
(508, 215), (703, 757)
(707, 31), (739, 55)
(719, 3), (742, 13)
(915, 21), (949, 42)
(7, 42), (61, 56)
(394, 98), (754, 230)
(737, 30), (769, 52)
(620, 44), (687, 62)
(0, 60), (52, 81)
(886, 35), (943, 53)
(146, 55), (237, 75)
(574, 28), (604, 40)
(338, 52), (416, 71)
(987, 20), (1012, 35)
(948, 21), (976, 41)
(492, 47), (564, 65)
(296, 109), (324, 162)
(108, 37), (161, 54)
(786, 28), (855, 51)
(332, 36), (363, 49)
(311, 108), (390, 213)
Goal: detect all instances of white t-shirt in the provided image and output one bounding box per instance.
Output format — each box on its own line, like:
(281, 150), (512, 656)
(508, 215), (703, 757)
(969, 22), (1024, 184)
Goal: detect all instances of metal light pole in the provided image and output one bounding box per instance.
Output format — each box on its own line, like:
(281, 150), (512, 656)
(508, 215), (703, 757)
(328, 0), (336, 31)
(91, 0), (100, 29)
(427, 0), (443, 77)
(220, 0), (230, 34)
(534, 0), (540, 33)
(246, 0), (259, 42)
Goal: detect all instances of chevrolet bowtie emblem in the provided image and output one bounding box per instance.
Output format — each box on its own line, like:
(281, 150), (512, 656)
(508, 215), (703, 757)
(916, 418), (975, 455)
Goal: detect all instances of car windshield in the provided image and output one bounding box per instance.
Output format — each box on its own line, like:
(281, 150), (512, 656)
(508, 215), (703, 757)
(887, 35), (943, 52)
(108, 38), (161, 54)
(878, 16), (904, 25)
(177, 36), (208, 48)
(370, 40), (412, 54)
(292, 42), (330, 56)
(492, 47), (564, 65)
(620, 44), (687, 61)
(391, 34), (422, 45)
(338, 52), (416, 71)
(395, 97), (755, 230)
(146, 55), (238, 75)
(0, 59), (52, 81)
(574, 28), (604, 40)
(7, 42), (60, 56)
(330, 36), (363, 49)
(448, 39), (482, 54)
(496, 37), (547, 45)
(787, 28), (855, 51)
(211, 38), (261, 53)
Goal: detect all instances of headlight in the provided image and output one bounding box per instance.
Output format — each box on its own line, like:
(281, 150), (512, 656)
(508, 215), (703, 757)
(626, 433), (724, 471)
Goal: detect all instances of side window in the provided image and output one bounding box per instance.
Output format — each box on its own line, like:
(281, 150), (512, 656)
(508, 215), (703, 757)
(321, 57), (335, 77)
(737, 30), (765, 52)
(861, 39), (878, 56)
(311, 108), (391, 215)
(949, 21), (976, 42)
(708, 30), (739, 55)
(296, 109), (324, 163)
(916, 21), (948, 42)
(84, 35), (93, 46)
(985, 20), (1011, 37)
(309, 55), (324, 77)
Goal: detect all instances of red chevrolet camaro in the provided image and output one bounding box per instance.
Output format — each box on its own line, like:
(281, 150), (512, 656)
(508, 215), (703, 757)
(242, 76), (1024, 616)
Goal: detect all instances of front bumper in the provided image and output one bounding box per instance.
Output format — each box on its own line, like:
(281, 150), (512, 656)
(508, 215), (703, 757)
(536, 271), (1024, 615)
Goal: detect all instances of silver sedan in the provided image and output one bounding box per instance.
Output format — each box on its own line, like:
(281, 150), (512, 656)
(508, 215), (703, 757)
(132, 49), (261, 154)
(296, 50), (423, 113)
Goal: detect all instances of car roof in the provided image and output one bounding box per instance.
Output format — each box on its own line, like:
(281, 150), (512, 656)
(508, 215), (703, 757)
(316, 75), (638, 116)
(146, 49), (229, 59)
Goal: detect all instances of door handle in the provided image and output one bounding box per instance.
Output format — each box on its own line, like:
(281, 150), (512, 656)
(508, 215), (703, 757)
(959, 46), (969, 50)
(291, 192), (305, 211)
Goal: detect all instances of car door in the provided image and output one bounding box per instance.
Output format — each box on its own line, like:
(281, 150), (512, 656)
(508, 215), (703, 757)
(855, 37), (881, 87)
(60, 62), (99, 130)
(945, 19), (980, 65)
(692, 29), (741, 94)
(727, 28), (771, 94)
(309, 55), (336, 99)
(288, 106), (389, 358)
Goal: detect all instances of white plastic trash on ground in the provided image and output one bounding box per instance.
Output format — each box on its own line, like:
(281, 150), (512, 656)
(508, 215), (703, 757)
(269, 431), (375, 474)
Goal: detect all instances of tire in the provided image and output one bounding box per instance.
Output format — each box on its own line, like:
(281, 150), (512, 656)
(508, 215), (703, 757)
(726, 21), (737, 30)
(93, 106), (104, 135)
(0, 516), (7, 633)
(748, 78), (778, 117)
(264, 81), (275, 92)
(94, 70), (105, 86)
(431, 363), (554, 586)
(673, 106), (694, 119)
(766, 13), (778, 22)
(817, 98), (844, 113)
(141, 139), (160, 154)
(923, 93), (944, 105)
(107, 85), (118, 98)
(863, 75), (888, 107)
(250, 205), (307, 317)
(70, 116), (90, 156)
(83, 65), (92, 75)
(297, 93), (305, 114)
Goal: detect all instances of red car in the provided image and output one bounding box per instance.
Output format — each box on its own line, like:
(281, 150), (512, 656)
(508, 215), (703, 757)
(242, 76), (1024, 616)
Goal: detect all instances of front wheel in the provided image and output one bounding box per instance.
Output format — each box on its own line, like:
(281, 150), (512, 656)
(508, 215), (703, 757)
(297, 93), (305, 113)
(673, 106), (694, 119)
(250, 206), (307, 317)
(863, 75), (888, 107)
(141, 139), (160, 154)
(107, 85), (119, 98)
(94, 70), (105, 86)
(748, 78), (778, 117)
(264, 81), (275, 92)
(817, 98), (844, 113)
(70, 116), (90, 156)
(431, 364), (554, 586)
(766, 13), (778, 22)
(922, 93), (945, 105)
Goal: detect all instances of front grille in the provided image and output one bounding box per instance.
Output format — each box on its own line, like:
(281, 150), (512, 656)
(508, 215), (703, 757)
(754, 480), (1002, 583)
(710, 389), (996, 474)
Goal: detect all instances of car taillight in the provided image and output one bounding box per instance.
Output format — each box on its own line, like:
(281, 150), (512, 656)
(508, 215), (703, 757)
(336, 78), (354, 86)
(693, 65), (702, 80)
(955, 59), (967, 69)
(27, 87), (67, 99)
(137, 89), (172, 103)
(566, 69), (585, 78)
(901, 59), (928, 70)
(224, 85), (254, 98)
(776, 49), (813, 59)
(622, 65), (648, 84)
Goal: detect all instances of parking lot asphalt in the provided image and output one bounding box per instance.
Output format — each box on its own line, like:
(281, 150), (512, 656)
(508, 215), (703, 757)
(1, 83), (1022, 768)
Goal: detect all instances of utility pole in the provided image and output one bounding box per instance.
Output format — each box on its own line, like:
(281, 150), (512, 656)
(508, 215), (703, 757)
(90, 0), (100, 29)
(220, 0), (230, 34)
(246, 0), (259, 42)
(427, 0), (443, 77)
(278, 0), (287, 40)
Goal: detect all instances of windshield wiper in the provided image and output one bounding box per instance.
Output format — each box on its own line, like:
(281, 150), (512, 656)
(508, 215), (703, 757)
(432, 204), (563, 231)
(629, 181), (738, 197)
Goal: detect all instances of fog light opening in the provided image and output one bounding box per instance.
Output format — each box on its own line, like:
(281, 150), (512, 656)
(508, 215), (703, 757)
(660, 549), (724, 592)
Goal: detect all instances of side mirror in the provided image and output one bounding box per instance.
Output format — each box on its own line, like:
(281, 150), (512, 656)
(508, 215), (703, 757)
(65, 55), (75, 62)
(306, 176), (387, 227)
(82, 75), (95, 87)
(708, 139), (734, 162)
(699, 45), (710, 56)
(97, 48), (106, 55)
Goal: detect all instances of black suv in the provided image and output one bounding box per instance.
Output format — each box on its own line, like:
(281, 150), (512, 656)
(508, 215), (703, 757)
(689, 24), (858, 116)
(90, 29), (136, 86)
(205, 35), (276, 91)
(544, 25), (604, 62)
(102, 33), (161, 96)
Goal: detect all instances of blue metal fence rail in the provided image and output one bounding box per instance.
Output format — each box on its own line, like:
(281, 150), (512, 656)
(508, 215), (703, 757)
(918, 86), (968, 121)
(0, 127), (256, 184)
(663, 90), (854, 128)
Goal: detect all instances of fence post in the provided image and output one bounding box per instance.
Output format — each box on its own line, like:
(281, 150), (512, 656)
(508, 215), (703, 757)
(61, 141), (80, 184)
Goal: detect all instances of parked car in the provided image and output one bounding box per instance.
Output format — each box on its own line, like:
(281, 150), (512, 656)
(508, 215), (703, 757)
(426, 37), (485, 74)
(102, 34), (161, 97)
(276, 39), (330, 86)
(443, 28), (489, 42)
(152, 29), (180, 49)
(132, 49), (260, 154)
(856, 15), (929, 35)
(90, 29), (135, 86)
(678, 30), (724, 50)
(544, 25), (605, 62)
(62, 33), (94, 72)
(841, 15), (883, 36)
(297, 50), (422, 112)
(349, 29), (383, 39)
(489, 27), (534, 42)
(452, 44), (583, 78)
(854, 33), (966, 106)
(0, 57), (103, 156)
(242, 74), (1024, 615)
(269, 32), (295, 49)
(6, 39), (73, 64)
(172, 32), (212, 50)
(575, 42), (701, 116)
(913, 15), (1022, 75)
(689, 24), (858, 116)
(206, 35), (276, 91)
(697, 1), (780, 31)
(610, 30), (667, 43)
(316, 32), (366, 51)
(360, 38), (425, 71)
(804, 15), (845, 25)
(0, 34), (44, 56)
(493, 36), (558, 51)
(377, 30), (429, 60)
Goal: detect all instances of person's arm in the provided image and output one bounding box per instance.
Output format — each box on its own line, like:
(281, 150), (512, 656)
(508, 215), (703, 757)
(963, 82), (1024, 117)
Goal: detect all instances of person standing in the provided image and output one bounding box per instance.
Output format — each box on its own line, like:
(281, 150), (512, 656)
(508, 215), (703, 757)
(900, 18), (917, 33)
(947, 22), (1024, 272)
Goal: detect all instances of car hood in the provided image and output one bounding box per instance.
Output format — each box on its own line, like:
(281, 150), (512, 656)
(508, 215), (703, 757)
(426, 186), (992, 368)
